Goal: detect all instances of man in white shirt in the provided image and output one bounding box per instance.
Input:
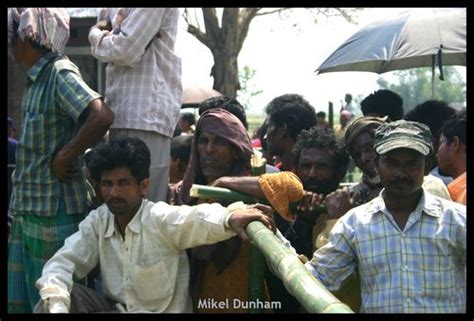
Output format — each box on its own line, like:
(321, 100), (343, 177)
(34, 137), (275, 313)
(88, 8), (183, 202)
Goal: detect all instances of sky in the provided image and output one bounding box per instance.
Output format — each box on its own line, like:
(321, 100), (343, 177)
(174, 8), (466, 115)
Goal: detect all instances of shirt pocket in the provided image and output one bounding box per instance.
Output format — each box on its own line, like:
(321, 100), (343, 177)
(21, 112), (47, 152)
(131, 258), (173, 301)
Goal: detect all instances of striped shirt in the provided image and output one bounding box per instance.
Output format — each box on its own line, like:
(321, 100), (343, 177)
(10, 52), (102, 216)
(306, 189), (466, 313)
(88, 8), (182, 137)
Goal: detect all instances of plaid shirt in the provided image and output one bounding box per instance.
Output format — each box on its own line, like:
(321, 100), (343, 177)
(306, 189), (466, 313)
(10, 52), (101, 216)
(89, 8), (182, 137)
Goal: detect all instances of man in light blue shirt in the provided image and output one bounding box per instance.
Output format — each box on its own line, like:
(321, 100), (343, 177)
(306, 120), (466, 313)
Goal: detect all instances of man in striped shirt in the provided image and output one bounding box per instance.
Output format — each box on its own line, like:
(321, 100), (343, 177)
(88, 8), (183, 203)
(7, 8), (114, 313)
(306, 120), (466, 313)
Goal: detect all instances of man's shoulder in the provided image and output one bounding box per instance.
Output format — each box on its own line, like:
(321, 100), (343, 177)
(50, 56), (81, 75)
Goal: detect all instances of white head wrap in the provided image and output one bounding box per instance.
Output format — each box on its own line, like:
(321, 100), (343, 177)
(8, 8), (70, 55)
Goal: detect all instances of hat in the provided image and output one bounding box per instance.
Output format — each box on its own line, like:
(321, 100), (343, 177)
(374, 120), (433, 156)
(344, 116), (387, 147)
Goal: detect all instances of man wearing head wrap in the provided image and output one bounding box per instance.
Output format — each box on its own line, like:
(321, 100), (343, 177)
(7, 8), (114, 313)
(168, 108), (275, 312)
(88, 8), (182, 203)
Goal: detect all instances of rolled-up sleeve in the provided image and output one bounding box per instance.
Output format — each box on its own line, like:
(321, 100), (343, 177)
(88, 8), (166, 66)
(150, 201), (239, 250)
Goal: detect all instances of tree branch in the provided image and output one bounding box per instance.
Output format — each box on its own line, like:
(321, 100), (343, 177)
(187, 24), (209, 48)
(254, 8), (289, 17)
(202, 8), (220, 46)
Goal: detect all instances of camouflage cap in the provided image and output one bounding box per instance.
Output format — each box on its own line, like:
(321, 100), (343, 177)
(374, 120), (433, 156)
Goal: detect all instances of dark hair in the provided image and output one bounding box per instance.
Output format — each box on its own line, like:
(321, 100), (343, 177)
(293, 125), (350, 172)
(316, 111), (326, 118)
(180, 112), (195, 126)
(440, 109), (466, 145)
(265, 94), (317, 141)
(405, 100), (456, 139)
(361, 89), (404, 121)
(88, 136), (150, 183)
(171, 135), (193, 163)
(199, 96), (248, 129)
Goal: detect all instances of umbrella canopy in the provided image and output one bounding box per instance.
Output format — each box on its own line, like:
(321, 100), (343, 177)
(316, 8), (466, 75)
(181, 87), (222, 108)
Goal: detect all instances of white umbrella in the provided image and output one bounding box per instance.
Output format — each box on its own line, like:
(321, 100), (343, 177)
(315, 8), (466, 98)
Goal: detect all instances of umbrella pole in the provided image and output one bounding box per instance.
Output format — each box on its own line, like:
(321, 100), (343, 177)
(431, 55), (436, 99)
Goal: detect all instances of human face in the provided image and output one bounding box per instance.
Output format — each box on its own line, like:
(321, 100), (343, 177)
(376, 148), (425, 197)
(99, 166), (148, 217)
(197, 131), (237, 182)
(264, 118), (284, 157)
(297, 147), (339, 195)
(436, 134), (454, 177)
(349, 131), (377, 178)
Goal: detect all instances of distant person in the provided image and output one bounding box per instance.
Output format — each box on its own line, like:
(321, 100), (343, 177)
(333, 110), (352, 141)
(305, 120), (466, 313)
(316, 111), (329, 129)
(88, 8), (183, 202)
(179, 112), (195, 135)
(437, 110), (466, 205)
(263, 94), (317, 172)
(7, 8), (114, 312)
(169, 134), (193, 184)
(360, 89), (404, 121)
(341, 93), (359, 117)
(405, 100), (456, 185)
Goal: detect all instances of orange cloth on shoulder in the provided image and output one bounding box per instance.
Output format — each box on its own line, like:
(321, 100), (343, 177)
(258, 172), (304, 221)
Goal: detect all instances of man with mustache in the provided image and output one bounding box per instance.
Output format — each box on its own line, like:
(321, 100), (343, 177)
(34, 136), (275, 313)
(305, 120), (466, 313)
(212, 125), (349, 312)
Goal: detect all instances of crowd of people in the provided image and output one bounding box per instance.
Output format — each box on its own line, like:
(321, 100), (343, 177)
(7, 8), (466, 314)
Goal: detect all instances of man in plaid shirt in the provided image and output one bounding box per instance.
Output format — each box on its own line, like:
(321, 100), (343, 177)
(306, 120), (466, 313)
(88, 8), (182, 203)
(7, 8), (114, 313)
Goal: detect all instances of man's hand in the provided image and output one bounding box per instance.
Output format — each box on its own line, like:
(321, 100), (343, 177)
(325, 187), (354, 220)
(51, 150), (80, 183)
(93, 20), (112, 32)
(296, 191), (325, 224)
(46, 297), (68, 313)
(228, 203), (276, 241)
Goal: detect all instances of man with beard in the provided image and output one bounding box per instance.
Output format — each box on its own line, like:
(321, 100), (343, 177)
(305, 120), (466, 313)
(168, 108), (278, 313)
(34, 136), (275, 313)
(212, 126), (349, 312)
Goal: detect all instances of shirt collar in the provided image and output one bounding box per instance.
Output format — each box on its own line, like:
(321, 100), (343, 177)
(104, 199), (146, 238)
(26, 51), (58, 82)
(366, 187), (442, 218)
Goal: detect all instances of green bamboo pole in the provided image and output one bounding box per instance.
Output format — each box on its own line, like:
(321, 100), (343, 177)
(189, 184), (262, 204)
(246, 221), (353, 313)
(248, 160), (267, 313)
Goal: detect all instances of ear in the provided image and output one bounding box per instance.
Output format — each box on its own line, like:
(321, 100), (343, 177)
(140, 178), (150, 196)
(452, 136), (461, 152)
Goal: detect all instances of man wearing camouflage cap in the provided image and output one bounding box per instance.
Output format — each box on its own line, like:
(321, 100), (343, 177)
(304, 120), (466, 313)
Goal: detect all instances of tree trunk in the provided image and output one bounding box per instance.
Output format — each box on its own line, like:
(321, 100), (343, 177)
(211, 50), (240, 98)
